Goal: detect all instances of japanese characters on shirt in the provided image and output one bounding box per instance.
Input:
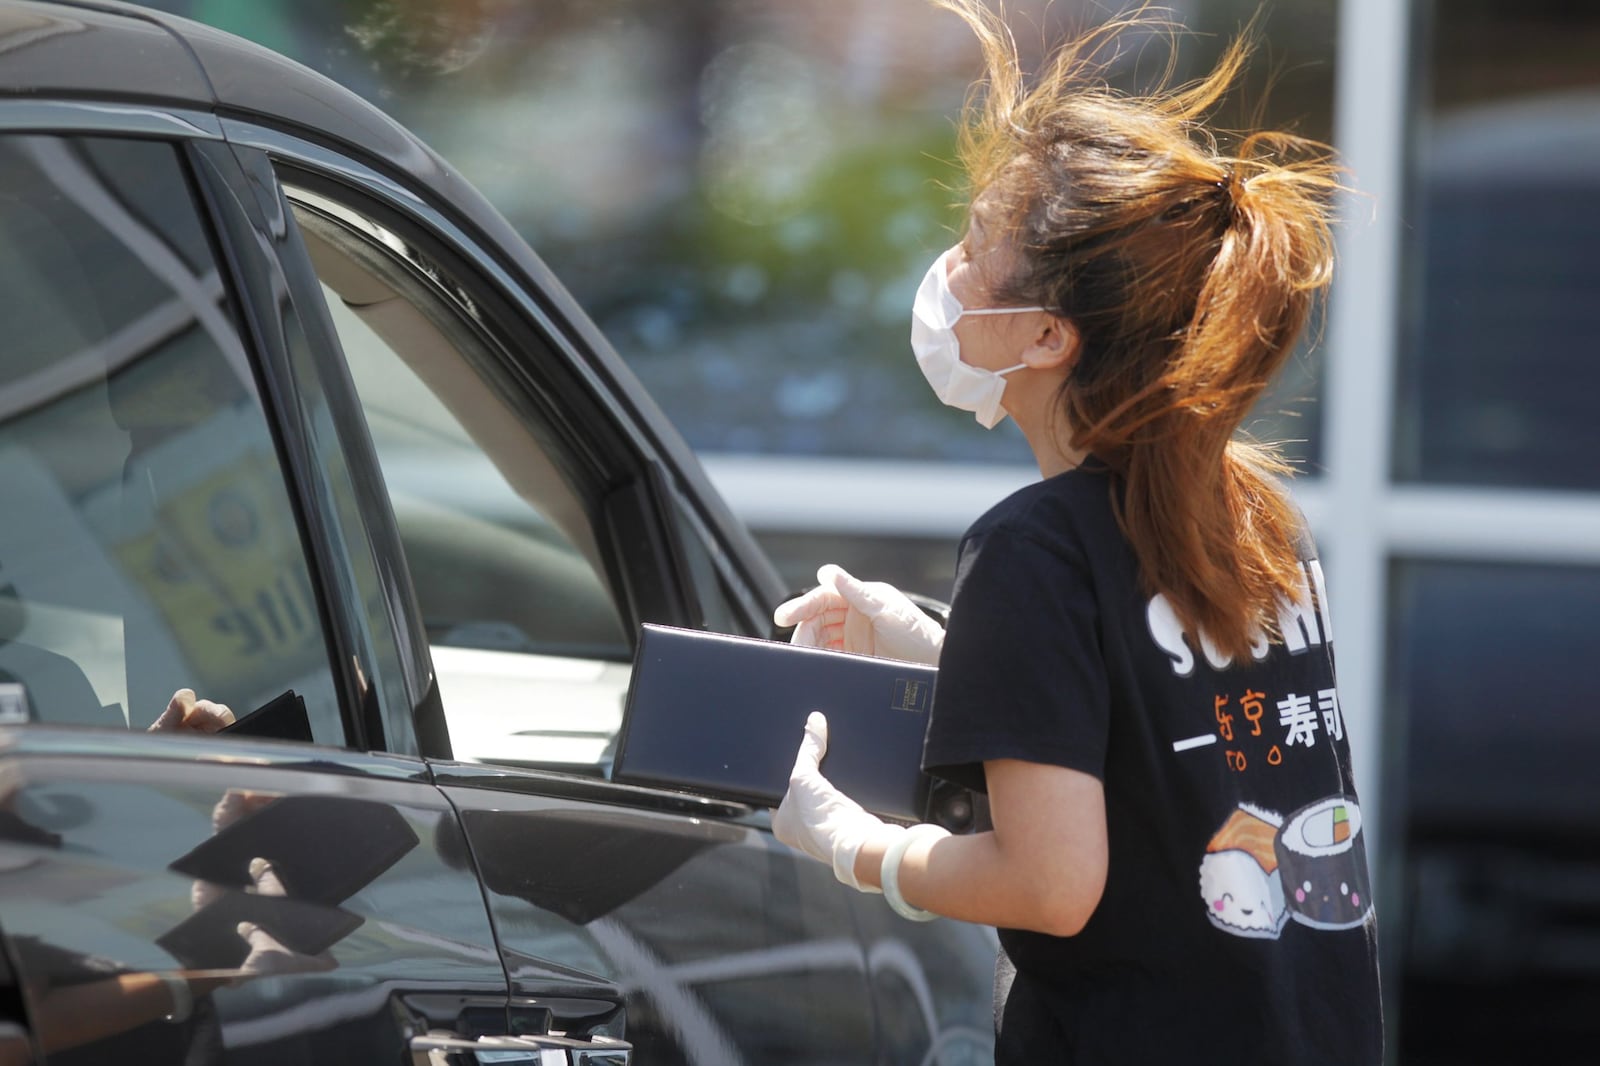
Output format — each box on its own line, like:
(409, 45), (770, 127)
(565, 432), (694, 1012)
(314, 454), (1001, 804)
(1198, 686), (1343, 773)
(1146, 558), (1372, 941)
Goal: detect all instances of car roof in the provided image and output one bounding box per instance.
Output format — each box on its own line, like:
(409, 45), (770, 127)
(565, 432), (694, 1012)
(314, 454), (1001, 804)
(1, 1), (506, 266)
(0, 1), (213, 102)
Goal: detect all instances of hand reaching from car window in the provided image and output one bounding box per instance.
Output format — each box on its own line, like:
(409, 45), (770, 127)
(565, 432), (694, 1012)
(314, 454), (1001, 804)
(148, 688), (235, 733)
(774, 564), (944, 665)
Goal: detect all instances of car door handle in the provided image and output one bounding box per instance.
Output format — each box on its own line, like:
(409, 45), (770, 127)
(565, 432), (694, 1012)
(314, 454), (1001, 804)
(410, 1031), (631, 1066)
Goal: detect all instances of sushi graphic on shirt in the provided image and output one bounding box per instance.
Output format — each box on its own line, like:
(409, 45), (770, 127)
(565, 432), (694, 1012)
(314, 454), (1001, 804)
(1199, 798), (1372, 940)
(1199, 805), (1289, 938)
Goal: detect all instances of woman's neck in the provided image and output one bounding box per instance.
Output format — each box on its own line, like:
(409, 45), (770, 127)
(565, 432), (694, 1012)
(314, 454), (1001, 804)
(1009, 393), (1087, 479)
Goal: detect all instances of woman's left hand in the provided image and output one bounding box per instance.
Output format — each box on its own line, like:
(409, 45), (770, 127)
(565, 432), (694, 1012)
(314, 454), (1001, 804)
(772, 712), (900, 892)
(774, 565), (944, 665)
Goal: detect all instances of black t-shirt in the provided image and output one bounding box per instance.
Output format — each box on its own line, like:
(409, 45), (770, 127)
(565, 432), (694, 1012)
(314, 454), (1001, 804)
(923, 464), (1382, 1066)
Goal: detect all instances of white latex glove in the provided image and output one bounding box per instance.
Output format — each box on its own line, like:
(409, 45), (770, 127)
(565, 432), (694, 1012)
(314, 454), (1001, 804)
(772, 712), (902, 892)
(773, 564), (944, 666)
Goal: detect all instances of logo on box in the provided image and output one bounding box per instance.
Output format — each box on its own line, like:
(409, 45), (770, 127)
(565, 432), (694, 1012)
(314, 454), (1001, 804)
(892, 678), (930, 714)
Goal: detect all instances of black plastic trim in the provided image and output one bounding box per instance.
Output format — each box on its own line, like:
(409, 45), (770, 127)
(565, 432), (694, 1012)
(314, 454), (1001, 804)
(227, 144), (440, 756)
(185, 140), (374, 751)
(601, 469), (692, 635)
(428, 760), (756, 822)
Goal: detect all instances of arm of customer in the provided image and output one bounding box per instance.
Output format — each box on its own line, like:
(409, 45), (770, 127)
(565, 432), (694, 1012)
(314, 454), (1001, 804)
(853, 758), (1107, 937)
(773, 712), (1107, 936)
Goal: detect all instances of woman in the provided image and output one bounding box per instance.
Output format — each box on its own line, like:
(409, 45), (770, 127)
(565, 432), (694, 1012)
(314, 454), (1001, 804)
(771, 3), (1382, 1063)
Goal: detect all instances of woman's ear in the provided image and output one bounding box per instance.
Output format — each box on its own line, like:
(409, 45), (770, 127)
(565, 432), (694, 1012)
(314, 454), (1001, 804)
(1022, 315), (1080, 372)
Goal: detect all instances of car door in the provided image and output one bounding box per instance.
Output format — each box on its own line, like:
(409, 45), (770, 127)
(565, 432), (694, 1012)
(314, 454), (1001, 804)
(212, 97), (1000, 1059)
(203, 126), (874, 1064)
(0, 107), (538, 1065)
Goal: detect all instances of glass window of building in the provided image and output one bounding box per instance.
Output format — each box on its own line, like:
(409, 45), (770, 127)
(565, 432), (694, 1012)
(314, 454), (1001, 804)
(1387, 558), (1600, 1062)
(1395, 0), (1600, 490)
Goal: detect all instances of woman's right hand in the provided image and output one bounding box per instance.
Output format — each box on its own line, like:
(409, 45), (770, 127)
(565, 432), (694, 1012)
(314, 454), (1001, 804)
(773, 564), (944, 666)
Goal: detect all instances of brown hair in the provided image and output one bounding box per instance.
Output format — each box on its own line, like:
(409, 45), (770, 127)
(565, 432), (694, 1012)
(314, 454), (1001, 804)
(935, 0), (1344, 659)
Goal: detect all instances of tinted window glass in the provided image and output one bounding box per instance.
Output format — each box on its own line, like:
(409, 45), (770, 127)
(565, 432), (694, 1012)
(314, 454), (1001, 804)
(1396, 0), (1600, 489)
(0, 136), (342, 741)
(1390, 559), (1600, 824)
(1388, 558), (1600, 1060)
(291, 202), (633, 771)
(315, 281), (627, 660)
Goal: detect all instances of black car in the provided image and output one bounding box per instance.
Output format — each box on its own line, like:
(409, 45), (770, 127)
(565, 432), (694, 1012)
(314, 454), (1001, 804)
(0, 1), (995, 1062)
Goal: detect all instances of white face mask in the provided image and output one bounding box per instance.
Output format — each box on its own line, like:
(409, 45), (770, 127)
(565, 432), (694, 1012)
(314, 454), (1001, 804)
(910, 248), (1043, 429)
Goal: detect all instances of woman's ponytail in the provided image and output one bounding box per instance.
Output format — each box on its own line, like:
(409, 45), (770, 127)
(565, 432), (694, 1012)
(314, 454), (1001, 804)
(1107, 141), (1341, 659)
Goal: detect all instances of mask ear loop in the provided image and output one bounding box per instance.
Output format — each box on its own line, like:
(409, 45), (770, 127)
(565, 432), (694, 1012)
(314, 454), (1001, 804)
(957, 305), (1050, 377)
(954, 305), (1048, 380)
(932, 248), (1047, 320)
(959, 305), (1046, 317)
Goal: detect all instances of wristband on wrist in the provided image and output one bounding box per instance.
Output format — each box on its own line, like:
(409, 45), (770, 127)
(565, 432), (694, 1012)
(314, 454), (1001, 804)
(160, 973), (193, 1023)
(880, 823), (950, 922)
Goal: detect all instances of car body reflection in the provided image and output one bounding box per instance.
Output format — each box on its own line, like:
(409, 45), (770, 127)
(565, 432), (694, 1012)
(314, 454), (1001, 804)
(0, 738), (512, 1063)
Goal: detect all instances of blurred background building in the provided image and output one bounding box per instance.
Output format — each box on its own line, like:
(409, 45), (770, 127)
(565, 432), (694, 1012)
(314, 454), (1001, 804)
(127, 1), (1600, 1062)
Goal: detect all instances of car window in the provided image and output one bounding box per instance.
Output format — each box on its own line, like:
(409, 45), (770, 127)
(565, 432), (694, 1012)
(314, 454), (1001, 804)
(287, 192), (637, 772)
(0, 135), (344, 741)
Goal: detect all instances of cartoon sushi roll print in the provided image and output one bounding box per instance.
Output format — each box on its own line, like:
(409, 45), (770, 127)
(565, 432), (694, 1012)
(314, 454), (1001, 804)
(1274, 796), (1373, 930)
